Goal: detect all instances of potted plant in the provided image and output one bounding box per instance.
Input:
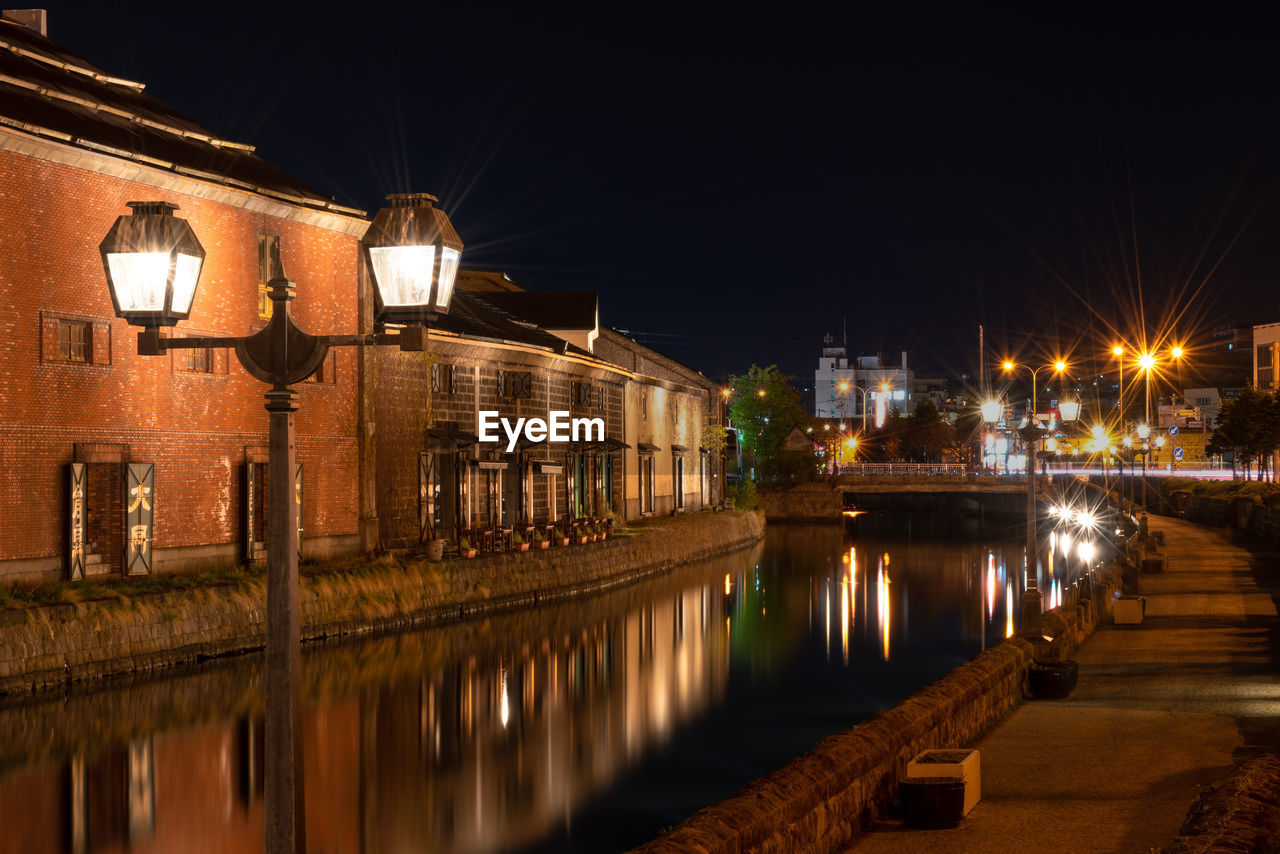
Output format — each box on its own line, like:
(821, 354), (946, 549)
(576, 522), (589, 545)
(513, 531), (529, 552)
(534, 529), (549, 549)
(554, 527), (569, 547)
(459, 537), (477, 559)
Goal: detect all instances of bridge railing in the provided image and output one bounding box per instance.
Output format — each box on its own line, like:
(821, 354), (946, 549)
(837, 463), (968, 476)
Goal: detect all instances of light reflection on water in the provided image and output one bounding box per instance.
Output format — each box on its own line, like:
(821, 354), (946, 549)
(0, 516), (1106, 853)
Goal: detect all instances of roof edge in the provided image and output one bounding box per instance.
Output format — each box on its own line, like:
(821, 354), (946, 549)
(0, 124), (369, 235)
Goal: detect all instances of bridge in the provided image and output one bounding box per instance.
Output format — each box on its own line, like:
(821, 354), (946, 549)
(758, 471), (1109, 522)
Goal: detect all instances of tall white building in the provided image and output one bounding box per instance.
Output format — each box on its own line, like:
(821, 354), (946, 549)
(813, 336), (913, 427)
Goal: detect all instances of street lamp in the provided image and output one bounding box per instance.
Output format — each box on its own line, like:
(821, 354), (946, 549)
(101, 193), (462, 854)
(1001, 359), (1068, 636)
(1112, 344), (1125, 424)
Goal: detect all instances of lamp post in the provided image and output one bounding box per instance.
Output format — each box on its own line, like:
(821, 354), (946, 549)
(1113, 344), (1125, 424)
(1002, 359), (1067, 635)
(1137, 422), (1151, 511)
(845, 382), (872, 431)
(100, 193), (462, 854)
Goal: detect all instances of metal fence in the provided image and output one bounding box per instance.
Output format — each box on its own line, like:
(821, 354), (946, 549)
(837, 463), (968, 476)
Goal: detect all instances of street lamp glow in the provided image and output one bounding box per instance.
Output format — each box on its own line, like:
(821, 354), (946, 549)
(100, 201), (206, 327)
(1058, 400), (1081, 422)
(880, 382), (890, 392)
(1137, 423), (1151, 440)
(839, 381), (849, 392)
(980, 399), (1002, 423)
(1138, 351), (1156, 371)
(721, 387), (731, 399)
(757, 389), (766, 398)
(1171, 345), (1184, 359)
(362, 193), (464, 323)
(1002, 361), (1015, 372)
(1112, 345), (1124, 357)
(1054, 359), (1067, 373)
(1091, 424), (1105, 440)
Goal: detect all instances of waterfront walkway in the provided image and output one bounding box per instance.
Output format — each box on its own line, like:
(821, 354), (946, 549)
(841, 515), (1280, 854)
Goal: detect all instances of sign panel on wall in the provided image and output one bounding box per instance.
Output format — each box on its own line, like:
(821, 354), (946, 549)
(125, 463), (154, 575)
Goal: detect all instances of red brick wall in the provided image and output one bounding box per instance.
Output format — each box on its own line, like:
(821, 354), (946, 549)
(0, 148), (363, 576)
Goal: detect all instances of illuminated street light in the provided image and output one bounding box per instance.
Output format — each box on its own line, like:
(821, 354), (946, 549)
(981, 399), (1003, 423)
(101, 194), (461, 853)
(1002, 358), (1069, 635)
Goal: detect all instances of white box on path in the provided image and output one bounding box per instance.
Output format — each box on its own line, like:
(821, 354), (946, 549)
(906, 749), (980, 815)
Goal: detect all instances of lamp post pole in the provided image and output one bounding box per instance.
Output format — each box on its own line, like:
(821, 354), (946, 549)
(101, 195), (461, 854)
(1003, 359), (1066, 636)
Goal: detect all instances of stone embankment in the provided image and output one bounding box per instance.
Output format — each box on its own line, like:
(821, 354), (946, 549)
(628, 570), (1119, 854)
(0, 510), (764, 696)
(756, 482), (844, 520)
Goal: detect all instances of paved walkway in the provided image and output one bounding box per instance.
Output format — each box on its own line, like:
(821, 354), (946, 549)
(841, 515), (1280, 854)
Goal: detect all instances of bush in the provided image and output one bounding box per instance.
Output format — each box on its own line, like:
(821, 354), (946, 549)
(728, 478), (758, 510)
(760, 450), (818, 485)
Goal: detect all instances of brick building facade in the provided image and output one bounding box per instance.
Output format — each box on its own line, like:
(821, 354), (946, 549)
(0, 14), (366, 583)
(0, 14), (724, 584)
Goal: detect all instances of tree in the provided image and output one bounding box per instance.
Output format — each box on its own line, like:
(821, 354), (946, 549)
(950, 408), (983, 468)
(1207, 386), (1280, 480)
(900, 399), (954, 462)
(729, 365), (808, 481)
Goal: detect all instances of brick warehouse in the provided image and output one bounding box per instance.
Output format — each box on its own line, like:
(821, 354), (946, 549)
(0, 12), (722, 585)
(373, 272), (723, 549)
(0, 13), (367, 583)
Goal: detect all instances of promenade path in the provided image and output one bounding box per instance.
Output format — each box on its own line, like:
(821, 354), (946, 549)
(840, 514), (1280, 854)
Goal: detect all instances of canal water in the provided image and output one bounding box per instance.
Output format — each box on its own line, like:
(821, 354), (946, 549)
(0, 512), (1106, 853)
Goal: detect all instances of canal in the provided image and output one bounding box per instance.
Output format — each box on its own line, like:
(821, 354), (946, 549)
(0, 511), (1107, 853)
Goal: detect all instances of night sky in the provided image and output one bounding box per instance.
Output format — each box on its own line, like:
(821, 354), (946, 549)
(49, 5), (1280, 386)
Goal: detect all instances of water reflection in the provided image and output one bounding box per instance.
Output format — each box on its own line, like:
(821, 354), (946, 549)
(0, 514), (1108, 853)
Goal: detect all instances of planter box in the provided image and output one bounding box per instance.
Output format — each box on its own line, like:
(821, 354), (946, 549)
(899, 777), (966, 829)
(1115, 595), (1145, 625)
(1029, 660), (1078, 699)
(906, 749), (980, 816)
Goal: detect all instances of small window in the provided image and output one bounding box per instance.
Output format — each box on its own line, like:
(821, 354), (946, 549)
(598, 386), (606, 410)
(182, 346), (212, 374)
(641, 392), (648, 421)
(431, 362), (457, 395)
(572, 381), (594, 408)
(58, 320), (90, 362)
(257, 235), (284, 320)
(503, 371), (533, 400)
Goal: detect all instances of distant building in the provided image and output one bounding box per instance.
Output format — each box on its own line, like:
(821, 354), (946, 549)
(1253, 322), (1280, 391)
(813, 335), (914, 426)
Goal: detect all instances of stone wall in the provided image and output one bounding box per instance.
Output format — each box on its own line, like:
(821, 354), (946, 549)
(756, 482), (844, 521)
(1162, 754), (1280, 854)
(0, 510), (764, 696)
(627, 573), (1117, 854)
